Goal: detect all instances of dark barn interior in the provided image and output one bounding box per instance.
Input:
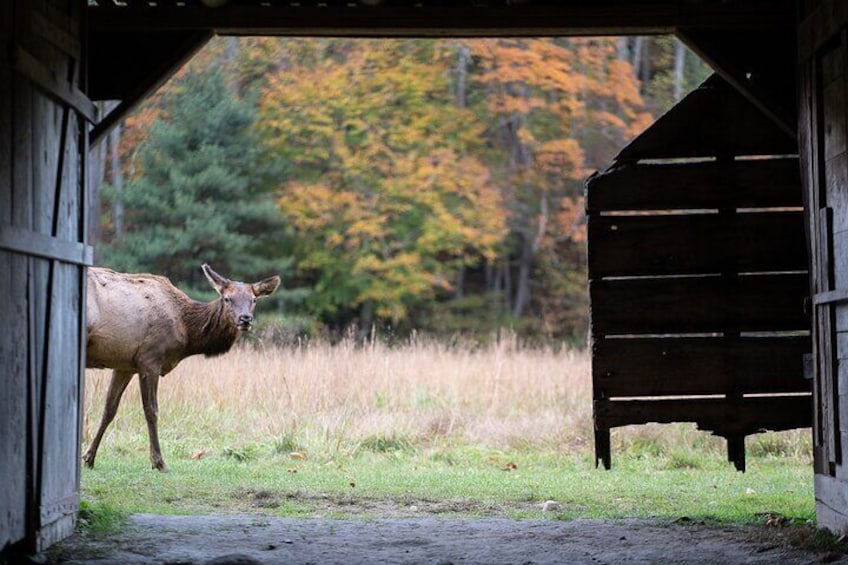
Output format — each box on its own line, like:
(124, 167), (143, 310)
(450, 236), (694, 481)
(2, 0), (848, 553)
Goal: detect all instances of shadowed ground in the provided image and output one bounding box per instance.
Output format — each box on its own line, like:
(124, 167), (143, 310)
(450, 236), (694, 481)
(51, 514), (848, 564)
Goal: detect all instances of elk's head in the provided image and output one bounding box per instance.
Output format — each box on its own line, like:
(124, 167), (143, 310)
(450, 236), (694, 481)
(202, 264), (281, 331)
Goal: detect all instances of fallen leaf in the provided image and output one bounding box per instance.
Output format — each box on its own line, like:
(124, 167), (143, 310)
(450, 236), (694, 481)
(502, 462), (518, 471)
(190, 450), (207, 461)
(290, 452), (306, 460)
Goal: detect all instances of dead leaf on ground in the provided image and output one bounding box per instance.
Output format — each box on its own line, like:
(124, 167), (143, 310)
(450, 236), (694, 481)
(190, 450), (208, 461)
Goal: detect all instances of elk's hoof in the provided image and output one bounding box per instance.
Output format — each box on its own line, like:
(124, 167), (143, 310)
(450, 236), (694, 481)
(82, 452), (95, 468)
(152, 460), (168, 472)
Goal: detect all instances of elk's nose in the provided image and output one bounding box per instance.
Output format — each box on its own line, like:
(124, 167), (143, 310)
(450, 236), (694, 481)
(238, 314), (253, 326)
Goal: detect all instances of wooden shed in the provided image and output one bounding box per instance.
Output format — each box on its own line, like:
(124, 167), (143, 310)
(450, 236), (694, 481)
(588, 73), (811, 473)
(2, 0), (848, 553)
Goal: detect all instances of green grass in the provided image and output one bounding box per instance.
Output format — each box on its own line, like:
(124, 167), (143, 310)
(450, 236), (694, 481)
(81, 443), (815, 525)
(80, 343), (817, 535)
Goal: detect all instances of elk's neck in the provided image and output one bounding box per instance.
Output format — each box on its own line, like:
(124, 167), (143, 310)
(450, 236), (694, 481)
(183, 299), (239, 358)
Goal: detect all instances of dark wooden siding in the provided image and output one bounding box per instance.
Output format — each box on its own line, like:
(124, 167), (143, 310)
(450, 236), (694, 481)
(0, 0), (93, 552)
(588, 74), (811, 472)
(799, 0), (848, 534)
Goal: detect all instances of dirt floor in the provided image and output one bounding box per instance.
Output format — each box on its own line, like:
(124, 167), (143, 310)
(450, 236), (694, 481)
(48, 513), (848, 565)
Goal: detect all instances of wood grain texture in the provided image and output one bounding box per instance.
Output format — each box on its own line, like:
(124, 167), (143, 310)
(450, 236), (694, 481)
(595, 396), (812, 436)
(585, 158), (802, 213)
(588, 211), (807, 278)
(593, 336), (811, 397)
(590, 273), (809, 336)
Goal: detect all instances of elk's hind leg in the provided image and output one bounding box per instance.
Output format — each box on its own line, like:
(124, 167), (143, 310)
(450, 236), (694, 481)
(83, 370), (134, 468)
(139, 372), (166, 471)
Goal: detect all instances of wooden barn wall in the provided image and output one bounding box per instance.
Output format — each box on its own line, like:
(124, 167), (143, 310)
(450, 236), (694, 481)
(588, 75), (811, 473)
(800, 0), (848, 535)
(0, 0), (93, 553)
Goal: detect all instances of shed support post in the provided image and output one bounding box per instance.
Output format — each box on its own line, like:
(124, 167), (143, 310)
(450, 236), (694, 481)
(594, 428), (611, 470)
(726, 435), (746, 473)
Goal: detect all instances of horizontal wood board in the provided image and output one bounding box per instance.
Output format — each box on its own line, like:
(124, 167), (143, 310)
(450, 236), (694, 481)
(585, 158), (802, 213)
(593, 336), (811, 397)
(588, 211), (807, 278)
(590, 273), (809, 336)
(595, 396), (812, 436)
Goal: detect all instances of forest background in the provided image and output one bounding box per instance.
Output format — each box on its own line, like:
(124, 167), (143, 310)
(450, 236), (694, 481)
(91, 36), (710, 344)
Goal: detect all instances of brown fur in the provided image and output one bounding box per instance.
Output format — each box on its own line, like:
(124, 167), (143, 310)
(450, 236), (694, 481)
(83, 264), (281, 471)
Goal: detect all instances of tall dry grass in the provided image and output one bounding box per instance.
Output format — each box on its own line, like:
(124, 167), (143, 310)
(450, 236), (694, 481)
(82, 335), (595, 457)
(83, 334), (811, 461)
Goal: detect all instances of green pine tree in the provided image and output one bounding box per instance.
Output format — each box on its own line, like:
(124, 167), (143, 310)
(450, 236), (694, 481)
(101, 66), (297, 306)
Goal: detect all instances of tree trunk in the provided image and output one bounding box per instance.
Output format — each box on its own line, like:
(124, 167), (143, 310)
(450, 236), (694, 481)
(512, 234), (533, 318)
(616, 37), (629, 61)
(455, 42), (470, 108)
(512, 194), (547, 319)
(673, 40), (687, 101)
(631, 37), (645, 83)
(358, 300), (374, 341)
(108, 121), (125, 239)
(88, 102), (109, 252)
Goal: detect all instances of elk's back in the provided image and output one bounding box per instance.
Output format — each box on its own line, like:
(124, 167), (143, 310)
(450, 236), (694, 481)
(85, 267), (186, 371)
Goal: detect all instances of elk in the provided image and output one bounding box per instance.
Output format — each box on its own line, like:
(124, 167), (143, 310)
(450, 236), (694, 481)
(83, 264), (281, 471)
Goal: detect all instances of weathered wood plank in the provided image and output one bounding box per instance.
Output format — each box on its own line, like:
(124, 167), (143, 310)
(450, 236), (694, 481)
(588, 211), (807, 278)
(87, 2), (794, 35)
(11, 45), (96, 123)
(585, 158), (802, 213)
(32, 4), (83, 548)
(825, 153), (848, 234)
(824, 76), (847, 162)
(815, 474), (848, 533)
(822, 41), (845, 85)
(595, 396), (813, 436)
(590, 273), (809, 336)
(800, 0), (848, 60)
(593, 336), (811, 397)
(0, 2), (28, 546)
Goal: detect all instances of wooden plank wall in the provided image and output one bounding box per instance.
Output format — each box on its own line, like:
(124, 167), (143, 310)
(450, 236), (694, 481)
(0, 0), (92, 553)
(799, 0), (848, 534)
(0, 0), (28, 551)
(588, 75), (811, 472)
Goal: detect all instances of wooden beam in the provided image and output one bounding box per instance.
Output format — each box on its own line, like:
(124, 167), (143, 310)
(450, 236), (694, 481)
(799, 0), (848, 61)
(87, 2), (794, 36)
(594, 396), (813, 436)
(677, 28), (796, 137)
(0, 227), (93, 266)
(10, 46), (96, 123)
(90, 30), (212, 147)
(613, 75), (798, 161)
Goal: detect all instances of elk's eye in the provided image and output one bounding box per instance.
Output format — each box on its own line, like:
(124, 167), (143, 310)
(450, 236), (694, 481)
(223, 297), (231, 303)
(252, 297), (257, 304)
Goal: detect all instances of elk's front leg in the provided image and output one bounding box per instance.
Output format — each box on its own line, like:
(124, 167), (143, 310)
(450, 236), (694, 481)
(139, 372), (166, 471)
(83, 370), (134, 469)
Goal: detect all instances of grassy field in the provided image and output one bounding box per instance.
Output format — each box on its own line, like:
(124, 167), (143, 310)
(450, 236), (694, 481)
(80, 336), (816, 526)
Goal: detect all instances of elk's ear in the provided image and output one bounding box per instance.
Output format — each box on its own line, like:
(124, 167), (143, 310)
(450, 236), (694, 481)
(202, 264), (230, 295)
(252, 275), (281, 298)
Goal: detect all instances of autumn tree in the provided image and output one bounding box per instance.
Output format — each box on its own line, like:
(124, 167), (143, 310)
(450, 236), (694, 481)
(260, 39), (507, 332)
(458, 38), (649, 336)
